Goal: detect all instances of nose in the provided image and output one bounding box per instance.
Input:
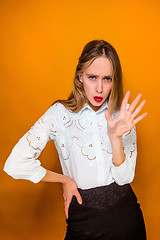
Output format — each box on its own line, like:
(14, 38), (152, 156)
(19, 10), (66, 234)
(96, 79), (103, 93)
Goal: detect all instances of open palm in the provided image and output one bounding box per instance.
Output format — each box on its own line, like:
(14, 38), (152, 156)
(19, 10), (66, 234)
(104, 91), (147, 138)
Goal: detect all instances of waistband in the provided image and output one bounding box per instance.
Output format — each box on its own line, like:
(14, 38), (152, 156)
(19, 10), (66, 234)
(71, 182), (135, 210)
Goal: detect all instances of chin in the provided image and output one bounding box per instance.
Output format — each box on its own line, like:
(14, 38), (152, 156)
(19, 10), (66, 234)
(89, 101), (103, 111)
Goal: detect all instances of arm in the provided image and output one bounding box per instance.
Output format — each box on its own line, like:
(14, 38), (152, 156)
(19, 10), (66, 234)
(3, 105), (59, 183)
(41, 169), (82, 219)
(110, 135), (125, 167)
(41, 169), (71, 183)
(105, 91), (147, 185)
(110, 127), (137, 185)
(3, 104), (82, 219)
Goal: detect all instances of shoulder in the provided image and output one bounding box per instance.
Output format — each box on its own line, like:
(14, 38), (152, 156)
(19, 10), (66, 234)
(50, 102), (70, 115)
(45, 102), (72, 121)
(46, 102), (68, 115)
(36, 103), (69, 131)
(38, 103), (65, 123)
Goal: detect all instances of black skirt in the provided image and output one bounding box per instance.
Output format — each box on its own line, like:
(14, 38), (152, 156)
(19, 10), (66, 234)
(64, 182), (146, 240)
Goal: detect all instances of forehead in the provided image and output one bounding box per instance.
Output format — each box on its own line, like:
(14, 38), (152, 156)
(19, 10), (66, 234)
(85, 57), (113, 75)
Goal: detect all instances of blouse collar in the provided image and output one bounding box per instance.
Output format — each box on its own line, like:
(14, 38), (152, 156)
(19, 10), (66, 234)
(79, 100), (108, 115)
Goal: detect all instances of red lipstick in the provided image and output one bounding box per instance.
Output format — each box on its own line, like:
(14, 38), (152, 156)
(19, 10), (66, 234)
(93, 96), (103, 102)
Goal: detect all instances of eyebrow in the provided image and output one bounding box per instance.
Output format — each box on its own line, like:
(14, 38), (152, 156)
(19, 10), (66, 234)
(86, 74), (112, 78)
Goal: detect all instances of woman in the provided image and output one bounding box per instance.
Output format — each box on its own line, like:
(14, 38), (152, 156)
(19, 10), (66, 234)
(3, 40), (147, 239)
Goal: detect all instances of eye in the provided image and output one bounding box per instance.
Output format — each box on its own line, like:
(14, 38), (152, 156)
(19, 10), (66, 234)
(104, 76), (112, 81)
(88, 75), (96, 80)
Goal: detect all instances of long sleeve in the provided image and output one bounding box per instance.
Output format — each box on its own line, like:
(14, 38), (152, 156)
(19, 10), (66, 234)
(111, 126), (137, 185)
(3, 105), (58, 184)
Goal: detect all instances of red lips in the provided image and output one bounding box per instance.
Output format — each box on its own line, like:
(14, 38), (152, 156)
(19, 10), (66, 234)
(93, 96), (103, 102)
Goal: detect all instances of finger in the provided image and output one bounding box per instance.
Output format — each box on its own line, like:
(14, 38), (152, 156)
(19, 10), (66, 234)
(134, 112), (148, 124)
(75, 190), (82, 205)
(120, 91), (130, 113)
(65, 204), (69, 219)
(64, 200), (68, 219)
(64, 206), (68, 219)
(104, 110), (111, 121)
(128, 93), (142, 113)
(132, 99), (146, 118)
(64, 199), (71, 219)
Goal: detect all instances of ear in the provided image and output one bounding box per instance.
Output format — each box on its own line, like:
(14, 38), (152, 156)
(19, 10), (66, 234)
(78, 73), (83, 83)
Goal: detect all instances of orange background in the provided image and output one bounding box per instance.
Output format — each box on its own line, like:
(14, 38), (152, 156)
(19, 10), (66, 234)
(1, 0), (160, 239)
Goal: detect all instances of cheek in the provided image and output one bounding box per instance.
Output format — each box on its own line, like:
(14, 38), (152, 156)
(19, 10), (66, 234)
(83, 82), (93, 95)
(104, 83), (112, 94)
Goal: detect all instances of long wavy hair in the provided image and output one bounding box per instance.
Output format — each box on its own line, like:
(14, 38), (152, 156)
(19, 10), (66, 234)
(51, 40), (123, 114)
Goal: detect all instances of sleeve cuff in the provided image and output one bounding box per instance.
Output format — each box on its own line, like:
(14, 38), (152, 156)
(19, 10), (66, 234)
(111, 158), (127, 172)
(29, 166), (47, 184)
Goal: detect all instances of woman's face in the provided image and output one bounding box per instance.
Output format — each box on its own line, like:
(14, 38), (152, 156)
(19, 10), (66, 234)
(79, 56), (113, 111)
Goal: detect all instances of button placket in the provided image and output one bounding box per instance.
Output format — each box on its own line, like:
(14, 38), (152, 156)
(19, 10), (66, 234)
(93, 114), (106, 185)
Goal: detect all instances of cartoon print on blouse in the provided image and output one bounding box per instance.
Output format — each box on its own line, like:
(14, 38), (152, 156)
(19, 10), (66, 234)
(49, 123), (57, 138)
(58, 136), (79, 161)
(53, 103), (136, 162)
(100, 125), (136, 159)
(76, 138), (96, 160)
(122, 128), (136, 158)
(52, 113), (73, 160)
(75, 119), (85, 131)
(129, 143), (136, 158)
(66, 117), (96, 160)
(64, 120), (73, 128)
(62, 114), (73, 128)
(69, 136), (79, 148)
(101, 142), (112, 154)
(57, 138), (71, 160)
(101, 135), (113, 155)
(59, 142), (70, 160)
(62, 114), (94, 160)
(58, 130), (96, 161)
(26, 132), (41, 151)
(57, 108), (133, 162)
(74, 118), (97, 160)
(101, 137), (136, 158)
(58, 114), (73, 160)
(26, 152), (40, 159)
(26, 117), (48, 151)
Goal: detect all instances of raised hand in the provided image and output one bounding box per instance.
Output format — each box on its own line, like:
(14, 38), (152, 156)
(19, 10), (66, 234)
(104, 91), (147, 138)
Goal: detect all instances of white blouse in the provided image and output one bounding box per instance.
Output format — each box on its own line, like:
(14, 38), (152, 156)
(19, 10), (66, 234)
(3, 100), (137, 189)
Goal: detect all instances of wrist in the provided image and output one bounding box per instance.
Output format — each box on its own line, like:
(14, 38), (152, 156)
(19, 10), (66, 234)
(62, 175), (74, 185)
(108, 133), (122, 143)
(113, 156), (125, 167)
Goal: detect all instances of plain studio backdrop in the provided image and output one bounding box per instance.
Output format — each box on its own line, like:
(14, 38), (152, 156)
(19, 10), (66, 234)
(0, 0), (160, 239)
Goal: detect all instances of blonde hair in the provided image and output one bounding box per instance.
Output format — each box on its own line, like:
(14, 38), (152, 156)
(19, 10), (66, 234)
(51, 40), (123, 114)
